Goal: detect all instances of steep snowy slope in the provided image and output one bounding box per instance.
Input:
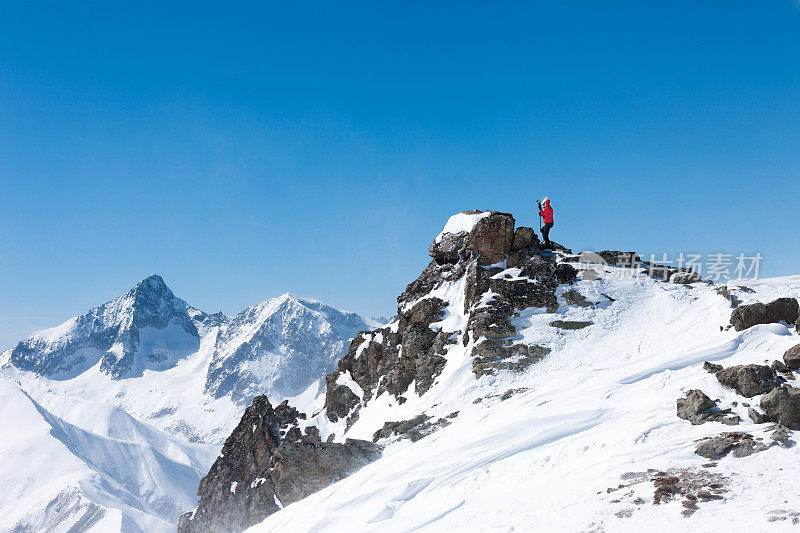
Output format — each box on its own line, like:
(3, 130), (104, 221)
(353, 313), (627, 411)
(213, 211), (800, 533)
(0, 376), (217, 532)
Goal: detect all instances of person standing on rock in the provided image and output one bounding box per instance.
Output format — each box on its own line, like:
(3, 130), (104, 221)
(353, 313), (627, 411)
(538, 197), (554, 248)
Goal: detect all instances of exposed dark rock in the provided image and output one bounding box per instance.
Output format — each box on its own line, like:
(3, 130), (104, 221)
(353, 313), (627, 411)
(772, 360), (792, 374)
(472, 342), (550, 377)
(562, 289), (593, 308)
(676, 390), (740, 425)
(550, 320), (593, 330)
(748, 407), (771, 424)
(511, 226), (536, 251)
(715, 286), (740, 308)
(695, 432), (768, 459)
(372, 412), (458, 443)
(670, 271), (702, 284)
(703, 362), (723, 373)
(676, 390), (716, 421)
(178, 396), (380, 533)
(760, 385), (800, 429)
(583, 251), (641, 267)
(554, 263), (578, 284)
(771, 426), (793, 447)
(715, 364), (780, 398)
(783, 344), (800, 371)
(730, 298), (800, 331)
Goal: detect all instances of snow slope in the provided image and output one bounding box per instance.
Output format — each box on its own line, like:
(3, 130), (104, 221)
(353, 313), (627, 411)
(250, 268), (800, 532)
(0, 277), (377, 532)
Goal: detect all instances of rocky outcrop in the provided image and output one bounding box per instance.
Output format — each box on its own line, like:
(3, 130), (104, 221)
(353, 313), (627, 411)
(783, 344), (800, 371)
(729, 298), (800, 331)
(695, 432), (768, 459)
(325, 210), (580, 418)
(177, 396), (379, 533)
(760, 385), (800, 429)
(715, 364), (781, 398)
(676, 390), (740, 425)
(372, 412), (458, 443)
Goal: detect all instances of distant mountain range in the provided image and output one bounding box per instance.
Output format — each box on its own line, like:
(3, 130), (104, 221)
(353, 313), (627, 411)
(0, 275), (377, 531)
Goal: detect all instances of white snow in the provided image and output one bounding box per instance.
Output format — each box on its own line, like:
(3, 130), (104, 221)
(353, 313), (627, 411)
(247, 272), (800, 533)
(0, 285), (374, 532)
(434, 211), (491, 243)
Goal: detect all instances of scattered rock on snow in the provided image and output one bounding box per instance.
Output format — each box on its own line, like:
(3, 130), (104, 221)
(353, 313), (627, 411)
(695, 432), (768, 459)
(782, 344), (800, 371)
(760, 385), (800, 430)
(729, 298), (800, 332)
(676, 390), (740, 425)
(715, 364), (781, 398)
(715, 286), (741, 308)
(562, 289), (593, 308)
(550, 320), (593, 330)
(372, 412), (459, 443)
(670, 271), (702, 284)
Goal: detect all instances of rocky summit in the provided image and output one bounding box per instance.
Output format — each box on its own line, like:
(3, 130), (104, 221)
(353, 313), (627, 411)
(181, 209), (726, 532)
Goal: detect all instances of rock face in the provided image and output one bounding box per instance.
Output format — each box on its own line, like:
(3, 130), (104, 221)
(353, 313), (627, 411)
(760, 385), (800, 429)
(729, 298), (800, 331)
(715, 364), (781, 398)
(325, 210), (580, 426)
(783, 344), (800, 371)
(177, 396), (379, 533)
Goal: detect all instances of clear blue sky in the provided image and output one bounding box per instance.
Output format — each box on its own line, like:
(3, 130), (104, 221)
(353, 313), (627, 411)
(1, 1), (799, 349)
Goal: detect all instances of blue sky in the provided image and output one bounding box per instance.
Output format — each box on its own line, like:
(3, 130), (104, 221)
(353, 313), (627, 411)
(1, 1), (799, 348)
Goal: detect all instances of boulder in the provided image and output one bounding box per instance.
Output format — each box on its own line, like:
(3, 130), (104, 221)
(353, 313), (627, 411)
(676, 390), (715, 422)
(676, 390), (740, 425)
(550, 320), (593, 330)
(783, 344), (800, 371)
(715, 286), (740, 308)
(715, 364), (780, 398)
(703, 362), (723, 374)
(511, 226), (536, 251)
(760, 385), (800, 429)
(695, 432), (767, 460)
(554, 263), (578, 284)
(562, 289), (593, 308)
(670, 271), (702, 284)
(466, 212), (515, 266)
(730, 298), (800, 331)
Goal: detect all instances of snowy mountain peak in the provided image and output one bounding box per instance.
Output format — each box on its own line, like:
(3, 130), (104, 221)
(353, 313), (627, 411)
(6, 274), (198, 380)
(204, 292), (376, 405)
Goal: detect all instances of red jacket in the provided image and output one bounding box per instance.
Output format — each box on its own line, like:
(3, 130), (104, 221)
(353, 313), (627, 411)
(539, 201), (554, 224)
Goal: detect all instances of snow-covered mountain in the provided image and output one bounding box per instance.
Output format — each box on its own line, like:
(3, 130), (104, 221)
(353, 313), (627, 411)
(0, 278), (377, 532)
(177, 211), (800, 533)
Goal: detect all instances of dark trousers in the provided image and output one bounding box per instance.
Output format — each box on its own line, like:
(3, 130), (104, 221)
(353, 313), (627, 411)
(542, 222), (554, 246)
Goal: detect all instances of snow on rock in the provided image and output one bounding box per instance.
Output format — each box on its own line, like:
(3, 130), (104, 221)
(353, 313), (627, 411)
(434, 210), (491, 243)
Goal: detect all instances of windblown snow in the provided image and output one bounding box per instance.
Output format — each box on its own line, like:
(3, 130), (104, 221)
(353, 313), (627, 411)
(248, 268), (800, 533)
